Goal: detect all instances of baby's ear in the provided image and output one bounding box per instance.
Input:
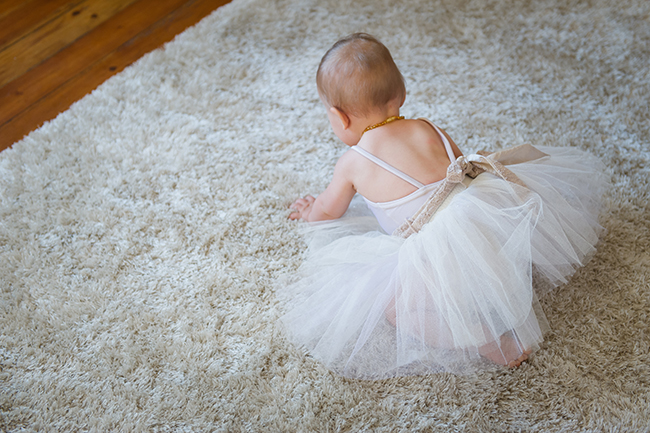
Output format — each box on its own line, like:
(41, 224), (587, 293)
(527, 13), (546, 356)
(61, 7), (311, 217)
(391, 93), (406, 109)
(330, 106), (351, 130)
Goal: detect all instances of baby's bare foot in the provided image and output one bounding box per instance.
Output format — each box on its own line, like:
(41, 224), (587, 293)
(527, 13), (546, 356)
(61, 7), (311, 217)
(479, 332), (532, 368)
(385, 298), (397, 327)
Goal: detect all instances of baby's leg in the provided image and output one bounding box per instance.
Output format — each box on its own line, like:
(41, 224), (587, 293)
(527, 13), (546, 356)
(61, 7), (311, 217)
(385, 297), (397, 327)
(384, 296), (456, 349)
(478, 331), (532, 368)
(385, 298), (531, 367)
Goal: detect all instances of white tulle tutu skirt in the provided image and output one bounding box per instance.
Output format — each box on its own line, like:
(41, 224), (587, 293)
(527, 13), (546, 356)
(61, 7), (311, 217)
(278, 146), (609, 379)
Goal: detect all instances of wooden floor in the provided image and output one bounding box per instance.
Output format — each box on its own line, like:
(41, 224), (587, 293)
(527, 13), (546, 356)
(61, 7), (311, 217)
(0, 0), (231, 153)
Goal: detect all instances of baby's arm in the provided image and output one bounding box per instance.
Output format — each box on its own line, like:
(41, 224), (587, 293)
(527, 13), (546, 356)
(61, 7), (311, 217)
(289, 153), (357, 222)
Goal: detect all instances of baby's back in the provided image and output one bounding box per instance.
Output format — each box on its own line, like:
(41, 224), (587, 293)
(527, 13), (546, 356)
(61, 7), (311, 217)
(349, 119), (461, 204)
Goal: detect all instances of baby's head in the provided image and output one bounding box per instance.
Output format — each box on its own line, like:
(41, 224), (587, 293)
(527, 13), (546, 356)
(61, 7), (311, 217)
(317, 33), (405, 117)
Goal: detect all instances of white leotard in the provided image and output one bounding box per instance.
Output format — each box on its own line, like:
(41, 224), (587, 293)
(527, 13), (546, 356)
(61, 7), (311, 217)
(351, 120), (456, 233)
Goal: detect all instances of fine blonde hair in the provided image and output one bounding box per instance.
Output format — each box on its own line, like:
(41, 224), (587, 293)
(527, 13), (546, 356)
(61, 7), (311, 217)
(316, 33), (406, 117)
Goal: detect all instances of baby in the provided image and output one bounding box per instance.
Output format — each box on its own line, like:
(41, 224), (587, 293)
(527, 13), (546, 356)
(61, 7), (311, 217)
(287, 33), (530, 369)
(281, 32), (606, 378)
(289, 33), (463, 228)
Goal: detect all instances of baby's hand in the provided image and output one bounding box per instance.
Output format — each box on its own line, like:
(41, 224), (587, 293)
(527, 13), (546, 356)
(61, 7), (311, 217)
(289, 195), (316, 221)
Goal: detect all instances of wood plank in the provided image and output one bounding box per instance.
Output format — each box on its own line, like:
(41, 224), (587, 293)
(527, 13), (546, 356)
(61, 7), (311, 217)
(0, 0), (85, 50)
(0, 0), (231, 151)
(0, 0), (193, 129)
(0, 0), (138, 87)
(0, 0), (34, 20)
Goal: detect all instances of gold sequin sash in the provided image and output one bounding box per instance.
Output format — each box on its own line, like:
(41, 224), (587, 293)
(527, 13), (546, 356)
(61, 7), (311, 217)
(393, 144), (549, 239)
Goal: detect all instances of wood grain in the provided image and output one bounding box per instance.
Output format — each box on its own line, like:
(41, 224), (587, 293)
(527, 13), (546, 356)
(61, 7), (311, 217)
(0, 0), (192, 128)
(0, 0), (231, 151)
(0, 0), (138, 87)
(0, 0), (32, 20)
(0, 0), (84, 49)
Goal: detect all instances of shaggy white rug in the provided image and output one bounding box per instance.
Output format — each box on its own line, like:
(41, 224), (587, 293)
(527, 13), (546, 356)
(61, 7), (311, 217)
(2, 0), (649, 431)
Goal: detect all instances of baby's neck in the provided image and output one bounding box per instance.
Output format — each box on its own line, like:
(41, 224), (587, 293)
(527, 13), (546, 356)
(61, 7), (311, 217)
(361, 110), (401, 131)
(350, 109), (401, 141)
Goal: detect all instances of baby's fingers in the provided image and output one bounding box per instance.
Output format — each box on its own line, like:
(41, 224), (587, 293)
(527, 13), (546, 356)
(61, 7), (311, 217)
(288, 195), (315, 220)
(290, 196), (314, 209)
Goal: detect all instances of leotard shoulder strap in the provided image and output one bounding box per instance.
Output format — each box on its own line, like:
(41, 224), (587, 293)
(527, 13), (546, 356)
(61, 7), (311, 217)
(418, 118), (456, 163)
(351, 146), (425, 188)
(351, 119), (455, 188)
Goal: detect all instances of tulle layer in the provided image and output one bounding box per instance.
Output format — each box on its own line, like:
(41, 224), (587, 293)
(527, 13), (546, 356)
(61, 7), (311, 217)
(278, 146), (609, 379)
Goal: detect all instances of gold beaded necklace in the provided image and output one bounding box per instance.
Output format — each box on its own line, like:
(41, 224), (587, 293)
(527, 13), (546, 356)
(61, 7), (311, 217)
(361, 115), (405, 136)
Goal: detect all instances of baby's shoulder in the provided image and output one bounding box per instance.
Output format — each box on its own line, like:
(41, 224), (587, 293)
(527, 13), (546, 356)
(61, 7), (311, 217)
(334, 147), (363, 174)
(408, 118), (443, 139)
(379, 118), (443, 151)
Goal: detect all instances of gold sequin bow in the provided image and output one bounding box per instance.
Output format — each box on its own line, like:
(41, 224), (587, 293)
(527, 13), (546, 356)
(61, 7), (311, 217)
(393, 144), (549, 239)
